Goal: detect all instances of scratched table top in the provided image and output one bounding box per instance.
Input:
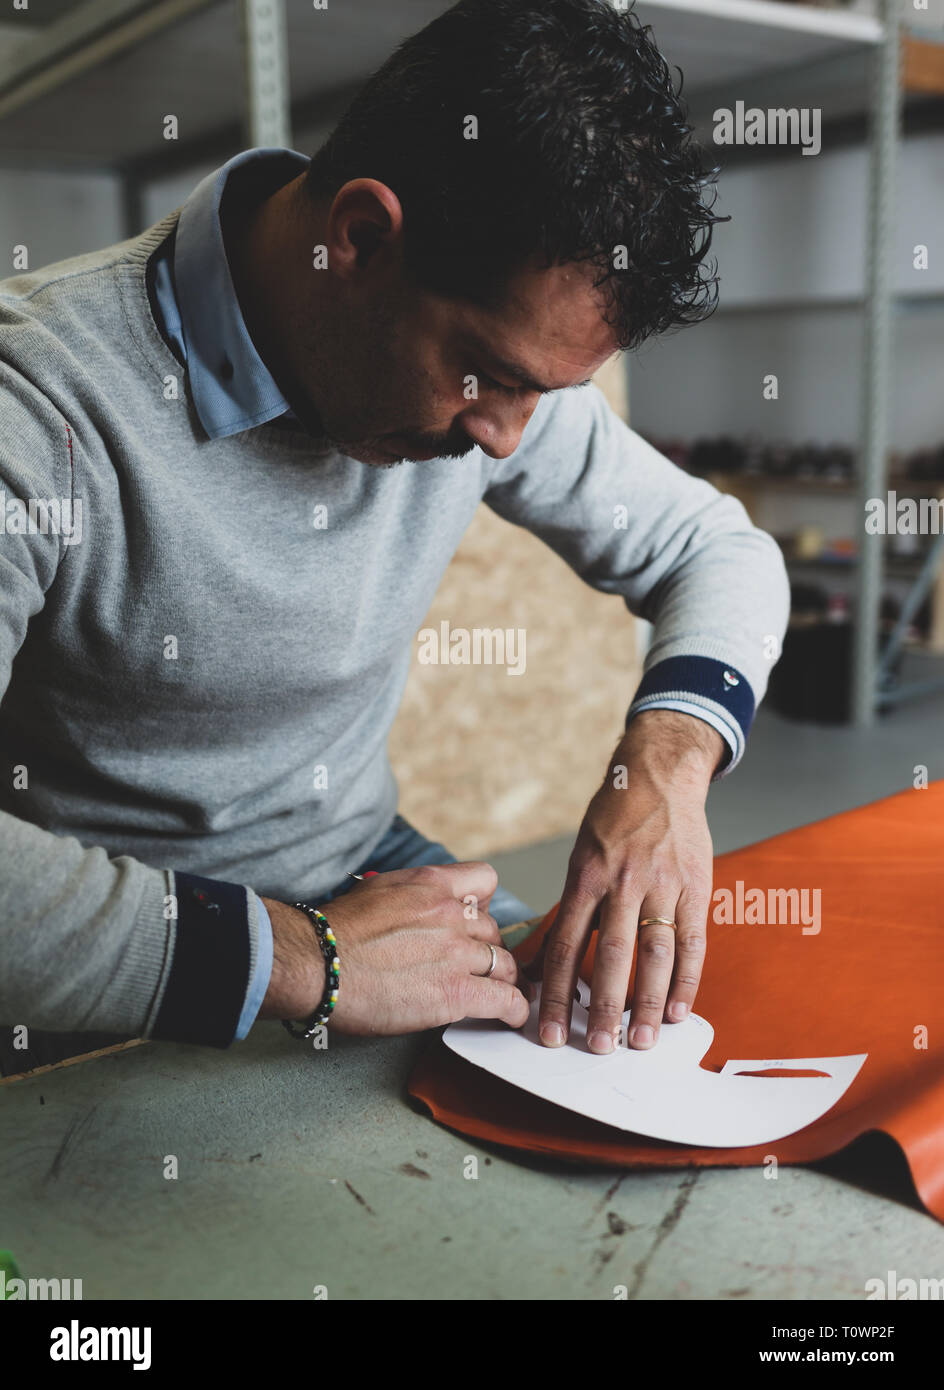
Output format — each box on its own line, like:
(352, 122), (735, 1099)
(2, 1010), (941, 1300)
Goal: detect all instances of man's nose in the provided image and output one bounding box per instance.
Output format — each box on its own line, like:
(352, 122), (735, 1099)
(459, 393), (542, 460)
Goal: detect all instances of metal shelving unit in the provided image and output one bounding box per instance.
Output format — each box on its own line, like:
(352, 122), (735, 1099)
(631, 0), (942, 725)
(852, 0), (902, 722)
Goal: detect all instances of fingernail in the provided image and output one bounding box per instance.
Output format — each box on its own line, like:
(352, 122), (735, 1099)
(630, 1024), (655, 1048)
(669, 1001), (688, 1021)
(588, 1029), (614, 1054)
(540, 1022), (564, 1047)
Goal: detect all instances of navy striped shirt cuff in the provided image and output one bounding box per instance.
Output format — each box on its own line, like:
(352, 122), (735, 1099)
(151, 871), (252, 1047)
(625, 656), (755, 777)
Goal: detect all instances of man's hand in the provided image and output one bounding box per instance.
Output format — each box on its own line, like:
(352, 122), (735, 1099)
(536, 709), (721, 1054)
(258, 862), (532, 1035)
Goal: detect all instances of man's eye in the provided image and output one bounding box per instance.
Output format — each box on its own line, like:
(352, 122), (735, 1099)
(478, 371), (514, 394)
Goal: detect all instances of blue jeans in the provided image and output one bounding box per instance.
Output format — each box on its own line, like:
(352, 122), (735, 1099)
(310, 813), (536, 929)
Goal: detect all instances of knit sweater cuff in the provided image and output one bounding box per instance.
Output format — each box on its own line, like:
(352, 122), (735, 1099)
(625, 656), (756, 778)
(148, 870), (254, 1047)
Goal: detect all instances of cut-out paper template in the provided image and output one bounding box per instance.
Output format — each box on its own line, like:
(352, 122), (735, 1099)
(444, 980), (867, 1148)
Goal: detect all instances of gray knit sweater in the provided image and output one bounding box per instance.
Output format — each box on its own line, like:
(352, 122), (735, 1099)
(0, 209), (789, 1042)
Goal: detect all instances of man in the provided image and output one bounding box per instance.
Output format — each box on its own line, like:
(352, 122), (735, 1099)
(0, 0), (788, 1060)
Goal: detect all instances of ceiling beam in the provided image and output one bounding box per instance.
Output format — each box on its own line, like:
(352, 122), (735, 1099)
(0, 0), (218, 121)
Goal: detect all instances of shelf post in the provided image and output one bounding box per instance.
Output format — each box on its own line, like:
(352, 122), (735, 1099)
(239, 0), (292, 150)
(851, 0), (902, 726)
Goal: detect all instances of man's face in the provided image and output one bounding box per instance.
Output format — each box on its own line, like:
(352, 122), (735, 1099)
(287, 253), (620, 466)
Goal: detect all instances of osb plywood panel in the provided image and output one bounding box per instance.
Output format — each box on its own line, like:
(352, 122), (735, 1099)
(388, 357), (640, 859)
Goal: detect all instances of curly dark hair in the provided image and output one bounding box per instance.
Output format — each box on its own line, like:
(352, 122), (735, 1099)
(302, 0), (727, 352)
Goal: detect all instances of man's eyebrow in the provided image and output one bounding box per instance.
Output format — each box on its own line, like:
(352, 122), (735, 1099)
(474, 344), (593, 395)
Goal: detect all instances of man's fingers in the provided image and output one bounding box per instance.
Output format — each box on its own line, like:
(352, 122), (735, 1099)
(585, 890), (643, 1055)
(537, 885), (599, 1047)
(458, 936), (535, 1001)
(463, 911), (502, 944)
(366, 859), (499, 908)
(627, 897), (679, 1050)
(459, 975), (531, 1029)
(663, 884), (709, 1023)
(459, 939), (519, 988)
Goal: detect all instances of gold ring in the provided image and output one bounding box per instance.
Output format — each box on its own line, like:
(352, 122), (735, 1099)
(638, 916), (677, 930)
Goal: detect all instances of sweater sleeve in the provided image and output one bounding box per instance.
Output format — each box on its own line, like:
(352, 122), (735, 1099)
(481, 383), (790, 774)
(0, 373), (263, 1043)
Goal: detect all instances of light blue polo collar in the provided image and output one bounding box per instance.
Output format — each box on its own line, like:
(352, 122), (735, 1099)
(173, 146), (310, 440)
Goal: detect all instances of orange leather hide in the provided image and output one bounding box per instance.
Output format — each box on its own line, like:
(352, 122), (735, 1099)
(408, 782), (944, 1221)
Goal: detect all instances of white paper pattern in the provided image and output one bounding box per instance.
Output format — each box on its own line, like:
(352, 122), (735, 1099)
(443, 983), (867, 1148)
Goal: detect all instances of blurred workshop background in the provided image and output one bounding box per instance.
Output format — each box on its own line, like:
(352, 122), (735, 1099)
(2, 0), (943, 899)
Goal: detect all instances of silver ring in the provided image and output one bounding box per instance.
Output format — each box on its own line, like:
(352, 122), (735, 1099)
(478, 943), (498, 978)
(347, 872), (364, 881)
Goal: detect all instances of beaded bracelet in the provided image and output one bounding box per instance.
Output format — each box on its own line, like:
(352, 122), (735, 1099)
(281, 904), (340, 1040)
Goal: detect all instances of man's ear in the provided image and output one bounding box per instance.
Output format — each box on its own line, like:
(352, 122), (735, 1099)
(325, 179), (404, 278)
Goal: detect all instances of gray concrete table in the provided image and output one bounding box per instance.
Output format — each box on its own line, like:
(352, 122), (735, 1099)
(2, 1012), (942, 1301)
